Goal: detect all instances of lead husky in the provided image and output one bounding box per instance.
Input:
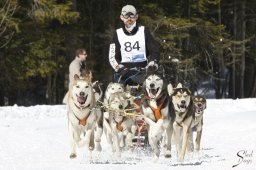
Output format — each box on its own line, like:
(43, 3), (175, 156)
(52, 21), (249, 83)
(140, 66), (174, 161)
(67, 74), (103, 159)
(167, 83), (195, 162)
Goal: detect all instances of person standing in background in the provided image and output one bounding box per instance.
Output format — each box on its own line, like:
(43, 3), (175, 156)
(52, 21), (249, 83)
(63, 48), (88, 104)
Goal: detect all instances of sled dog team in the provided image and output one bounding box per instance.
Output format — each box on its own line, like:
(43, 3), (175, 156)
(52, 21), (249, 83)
(66, 66), (207, 162)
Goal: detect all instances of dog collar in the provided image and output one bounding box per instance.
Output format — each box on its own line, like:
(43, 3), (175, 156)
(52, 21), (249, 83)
(147, 93), (167, 122)
(145, 91), (164, 101)
(74, 103), (91, 110)
(149, 101), (164, 122)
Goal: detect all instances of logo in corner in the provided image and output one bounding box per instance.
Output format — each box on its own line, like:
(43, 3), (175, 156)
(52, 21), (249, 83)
(232, 150), (253, 168)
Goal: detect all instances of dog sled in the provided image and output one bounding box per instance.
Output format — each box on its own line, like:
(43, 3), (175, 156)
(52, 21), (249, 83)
(116, 67), (149, 148)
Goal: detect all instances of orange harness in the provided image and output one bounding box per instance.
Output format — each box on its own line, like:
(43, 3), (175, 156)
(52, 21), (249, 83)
(71, 92), (94, 126)
(115, 117), (125, 132)
(73, 112), (91, 126)
(145, 91), (166, 122)
(79, 115), (89, 126)
(117, 122), (123, 132)
(149, 100), (165, 121)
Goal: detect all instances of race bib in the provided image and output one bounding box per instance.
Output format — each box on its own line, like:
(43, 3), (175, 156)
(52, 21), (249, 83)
(117, 26), (147, 63)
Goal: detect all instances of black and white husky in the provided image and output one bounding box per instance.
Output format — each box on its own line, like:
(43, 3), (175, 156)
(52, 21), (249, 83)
(140, 66), (174, 161)
(167, 83), (195, 162)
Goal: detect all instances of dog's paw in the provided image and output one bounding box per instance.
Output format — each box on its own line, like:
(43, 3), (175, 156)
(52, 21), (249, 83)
(178, 156), (184, 162)
(153, 155), (159, 163)
(69, 153), (77, 159)
(89, 145), (94, 151)
(115, 152), (121, 160)
(95, 144), (102, 151)
(164, 150), (172, 158)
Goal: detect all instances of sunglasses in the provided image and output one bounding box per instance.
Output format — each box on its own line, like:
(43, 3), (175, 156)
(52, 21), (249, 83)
(122, 14), (136, 19)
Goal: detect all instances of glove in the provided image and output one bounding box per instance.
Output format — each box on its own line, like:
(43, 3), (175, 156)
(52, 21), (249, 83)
(146, 61), (158, 70)
(115, 64), (124, 72)
(118, 67), (128, 77)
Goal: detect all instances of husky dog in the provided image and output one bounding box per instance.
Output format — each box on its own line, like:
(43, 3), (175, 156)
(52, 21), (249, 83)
(104, 82), (125, 104)
(103, 92), (137, 159)
(140, 66), (174, 161)
(190, 95), (207, 152)
(63, 67), (93, 104)
(103, 82), (125, 141)
(167, 83), (195, 162)
(67, 74), (103, 160)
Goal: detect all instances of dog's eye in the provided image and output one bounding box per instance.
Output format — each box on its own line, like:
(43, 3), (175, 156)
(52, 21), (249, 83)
(85, 85), (89, 88)
(76, 85), (80, 88)
(147, 78), (151, 81)
(156, 78), (160, 81)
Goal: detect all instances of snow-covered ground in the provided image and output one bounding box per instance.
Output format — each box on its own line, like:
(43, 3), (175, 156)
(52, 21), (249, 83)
(0, 98), (255, 170)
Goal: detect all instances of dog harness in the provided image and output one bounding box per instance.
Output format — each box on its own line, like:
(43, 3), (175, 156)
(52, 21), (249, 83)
(146, 92), (166, 122)
(115, 118), (125, 132)
(149, 101), (165, 122)
(73, 111), (91, 126)
(72, 102), (93, 126)
(117, 122), (124, 132)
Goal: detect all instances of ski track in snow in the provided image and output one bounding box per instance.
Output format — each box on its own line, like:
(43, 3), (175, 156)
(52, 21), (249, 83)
(0, 99), (256, 170)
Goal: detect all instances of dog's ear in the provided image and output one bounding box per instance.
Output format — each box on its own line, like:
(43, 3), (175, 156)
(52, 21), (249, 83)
(124, 85), (132, 98)
(148, 65), (158, 73)
(125, 84), (131, 92)
(204, 97), (207, 109)
(80, 65), (92, 82)
(108, 82), (113, 86)
(74, 74), (80, 81)
(176, 83), (183, 89)
(106, 82), (113, 91)
(192, 96), (196, 101)
(146, 65), (158, 77)
(167, 83), (174, 96)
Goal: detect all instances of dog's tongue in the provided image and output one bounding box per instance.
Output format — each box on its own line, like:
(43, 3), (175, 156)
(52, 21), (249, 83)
(149, 89), (157, 98)
(77, 96), (85, 104)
